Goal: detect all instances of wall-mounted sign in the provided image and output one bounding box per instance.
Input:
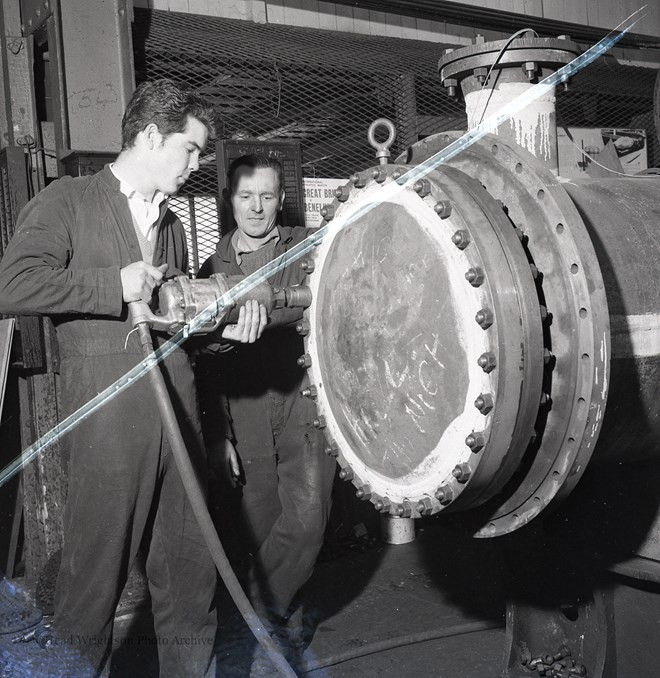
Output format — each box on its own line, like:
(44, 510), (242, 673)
(303, 177), (347, 228)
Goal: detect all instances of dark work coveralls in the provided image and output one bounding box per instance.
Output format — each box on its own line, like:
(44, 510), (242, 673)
(197, 225), (335, 625)
(0, 167), (217, 677)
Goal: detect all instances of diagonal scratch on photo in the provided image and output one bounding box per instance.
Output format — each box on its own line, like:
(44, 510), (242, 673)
(0, 2), (659, 677)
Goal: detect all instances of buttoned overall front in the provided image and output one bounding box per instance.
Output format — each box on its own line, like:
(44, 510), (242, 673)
(0, 167), (217, 677)
(197, 226), (335, 624)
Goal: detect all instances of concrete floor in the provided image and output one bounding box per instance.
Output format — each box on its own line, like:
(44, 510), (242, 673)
(0, 519), (509, 676)
(112, 518), (509, 676)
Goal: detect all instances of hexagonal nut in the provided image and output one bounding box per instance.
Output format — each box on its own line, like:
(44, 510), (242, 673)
(297, 353), (312, 368)
(477, 351), (497, 373)
(334, 184), (351, 202)
(475, 308), (494, 329)
(300, 259), (315, 274)
(434, 200), (452, 219)
(350, 172), (366, 188)
(452, 463), (472, 483)
(324, 440), (339, 457)
(356, 484), (372, 501)
(443, 77), (458, 96)
(373, 496), (392, 513)
(465, 267), (485, 287)
(338, 466), (354, 481)
(371, 167), (388, 183)
(435, 485), (454, 505)
(301, 384), (317, 399)
(413, 179), (431, 197)
(296, 319), (310, 336)
(320, 204), (335, 220)
(465, 431), (486, 452)
(474, 392), (494, 415)
(395, 501), (413, 518)
(313, 415), (327, 429)
(451, 229), (470, 250)
(416, 496), (434, 515)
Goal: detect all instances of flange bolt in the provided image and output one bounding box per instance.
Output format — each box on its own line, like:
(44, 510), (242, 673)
(465, 431), (486, 452)
(320, 204), (335, 220)
(434, 200), (452, 218)
(297, 354), (312, 368)
(374, 497), (392, 513)
(465, 267), (485, 287)
(413, 179), (431, 197)
(451, 230), (470, 249)
(339, 467), (354, 481)
(372, 167), (388, 183)
(477, 352), (497, 373)
(475, 308), (494, 329)
(325, 442), (338, 457)
(416, 496), (434, 515)
(301, 385), (317, 399)
(313, 416), (326, 429)
(334, 184), (351, 202)
(356, 484), (372, 500)
(296, 319), (310, 336)
(474, 393), (494, 414)
(452, 463), (472, 483)
(301, 260), (315, 274)
(435, 485), (454, 505)
(350, 173), (366, 188)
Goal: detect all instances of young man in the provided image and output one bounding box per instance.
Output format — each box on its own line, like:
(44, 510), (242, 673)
(0, 79), (266, 677)
(197, 155), (336, 675)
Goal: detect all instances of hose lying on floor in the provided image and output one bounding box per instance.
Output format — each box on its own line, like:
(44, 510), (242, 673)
(133, 317), (296, 678)
(300, 619), (504, 674)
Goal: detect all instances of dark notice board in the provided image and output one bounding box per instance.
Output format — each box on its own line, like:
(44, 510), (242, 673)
(216, 139), (305, 235)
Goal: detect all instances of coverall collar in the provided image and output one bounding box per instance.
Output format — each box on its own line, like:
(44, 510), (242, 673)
(217, 224), (295, 264)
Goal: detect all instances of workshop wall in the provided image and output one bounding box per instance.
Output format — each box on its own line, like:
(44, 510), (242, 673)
(132, 0), (660, 41)
(131, 8), (660, 274)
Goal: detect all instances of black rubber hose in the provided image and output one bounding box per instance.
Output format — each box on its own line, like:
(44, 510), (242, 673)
(300, 619), (504, 674)
(134, 320), (296, 678)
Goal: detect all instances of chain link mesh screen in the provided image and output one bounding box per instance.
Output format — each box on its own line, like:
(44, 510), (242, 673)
(133, 8), (659, 274)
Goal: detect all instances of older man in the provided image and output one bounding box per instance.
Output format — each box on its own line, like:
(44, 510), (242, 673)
(198, 154), (335, 674)
(0, 80), (266, 677)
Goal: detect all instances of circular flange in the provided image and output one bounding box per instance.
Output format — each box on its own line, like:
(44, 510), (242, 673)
(438, 36), (580, 86)
(399, 132), (609, 535)
(301, 162), (543, 519)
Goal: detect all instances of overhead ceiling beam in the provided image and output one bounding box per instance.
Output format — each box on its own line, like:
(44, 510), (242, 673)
(330, 1), (660, 48)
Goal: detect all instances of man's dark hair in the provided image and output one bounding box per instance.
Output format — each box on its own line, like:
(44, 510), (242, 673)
(121, 79), (217, 150)
(227, 154), (284, 195)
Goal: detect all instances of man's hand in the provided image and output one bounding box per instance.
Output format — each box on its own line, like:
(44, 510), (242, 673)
(208, 438), (241, 486)
(221, 299), (267, 343)
(120, 262), (169, 303)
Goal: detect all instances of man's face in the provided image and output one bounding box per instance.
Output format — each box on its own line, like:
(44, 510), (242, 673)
(152, 115), (208, 195)
(231, 167), (284, 239)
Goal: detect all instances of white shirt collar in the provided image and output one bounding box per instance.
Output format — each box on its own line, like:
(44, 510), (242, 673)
(110, 163), (166, 206)
(110, 164), (167, 240)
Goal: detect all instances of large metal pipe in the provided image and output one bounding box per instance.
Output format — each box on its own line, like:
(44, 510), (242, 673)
(438, 35), (580, 173)
(294, 38), (660, 536)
